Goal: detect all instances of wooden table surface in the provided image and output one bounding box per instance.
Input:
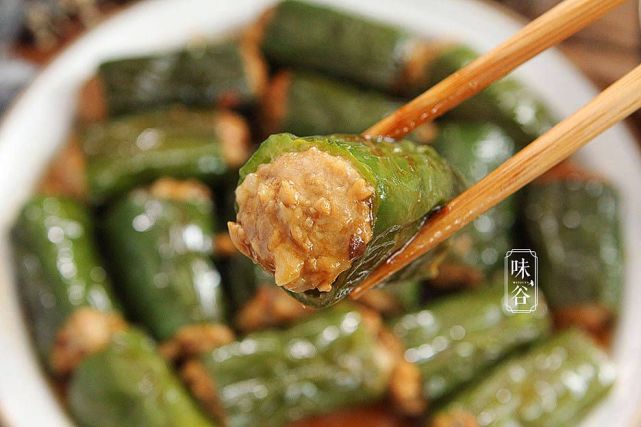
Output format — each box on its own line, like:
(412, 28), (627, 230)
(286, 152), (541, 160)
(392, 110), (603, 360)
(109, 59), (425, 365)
(501, 0), (641, 140)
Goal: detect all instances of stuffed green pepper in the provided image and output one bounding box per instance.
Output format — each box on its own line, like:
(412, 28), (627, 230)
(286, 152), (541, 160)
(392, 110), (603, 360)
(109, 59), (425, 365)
(429, 329), (616, 427)
(262, 70), (435, 142)
(430, 122), (518, 287)
(524, 162), (624, 342)
(410, 44), (556, 146)
(182, 304), (407, 426)
(389, 284), (550, 403)
(78, 39), (267, 121)
(257, 0), (430, 93)
(81, 107), (250, 204)
(12, 195), (125, 376)
(103, 179), (233, 360)
(358, 280), (424, 316)
(228, 133), (459, 307)
(69, 328), (214, 427)
(258, 0), (555, 147)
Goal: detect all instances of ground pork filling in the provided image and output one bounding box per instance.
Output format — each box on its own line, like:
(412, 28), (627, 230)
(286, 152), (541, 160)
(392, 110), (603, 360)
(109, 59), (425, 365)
(51, 308), (127, 376)
(229, 147), (374, 293)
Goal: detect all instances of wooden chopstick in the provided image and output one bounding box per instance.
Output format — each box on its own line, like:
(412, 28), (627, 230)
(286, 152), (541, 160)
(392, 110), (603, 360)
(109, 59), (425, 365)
(351, 62), (641, 299)
(364, 0), (627, 139)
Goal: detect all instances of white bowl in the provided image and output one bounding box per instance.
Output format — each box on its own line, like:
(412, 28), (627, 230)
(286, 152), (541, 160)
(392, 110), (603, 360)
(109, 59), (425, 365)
(1, 0), (641, 425)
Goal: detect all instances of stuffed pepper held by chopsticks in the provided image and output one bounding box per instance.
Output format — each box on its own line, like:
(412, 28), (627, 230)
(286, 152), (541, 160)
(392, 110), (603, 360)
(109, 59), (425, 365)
(228, 133), (459, 307)
(12, 195), (125, 376)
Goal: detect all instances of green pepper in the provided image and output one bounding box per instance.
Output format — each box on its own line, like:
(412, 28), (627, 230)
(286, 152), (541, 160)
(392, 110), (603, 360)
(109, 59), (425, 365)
(69, 328), (214, 427)
(389, 284), (550, 402)
(231, 133), (459, 307)
(263, 70), (434, 142)
(81, 107), (250, 205)
(11, 195), (123, 375)
(430, 329), (616, 427)
(263, 70), (401, 136)
(83, 39), (266, 119)
(524, 164), (623, 338)
(431, 122), (518, 287)
(193, 304), (393, 426)
(359, 280), (423, 316)
(260, 0), (420, 92)
(103, 183), (227, 344)
(414, 44), (556, 146)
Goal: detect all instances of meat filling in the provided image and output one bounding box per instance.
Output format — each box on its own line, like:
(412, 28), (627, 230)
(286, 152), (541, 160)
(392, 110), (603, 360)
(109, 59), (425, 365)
(229, 147), (374, 293)
(159, 324), (235, 361)
(51, 308), (126, 376)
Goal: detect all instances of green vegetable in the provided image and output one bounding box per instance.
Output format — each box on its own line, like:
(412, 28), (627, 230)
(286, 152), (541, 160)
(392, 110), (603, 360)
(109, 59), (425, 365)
(12, 195), (119, 366)
(261, 0), (418, 91)
(103, 187), (226, 341)
(358, 280), (424, 317)
(416, 44), (555, 146)
(238, 133), (459, 307)
(431, 122), (518, 286)
(198, 304), (392, 426)
(69, 329), (213, 427)
(264, 70), (434, 142)
(524, 167), (623, 326)
(218, 252), (273, 314)
(390, 285), (550, 401)
(430, 329), (616, 427)
(266, 70), (401, 135)
(81, 108), (246, 204)
(98, 40), (263, 116)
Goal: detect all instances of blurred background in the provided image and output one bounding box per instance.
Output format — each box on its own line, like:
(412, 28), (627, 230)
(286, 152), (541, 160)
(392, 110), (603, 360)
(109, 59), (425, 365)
(2, 0), (639, 133)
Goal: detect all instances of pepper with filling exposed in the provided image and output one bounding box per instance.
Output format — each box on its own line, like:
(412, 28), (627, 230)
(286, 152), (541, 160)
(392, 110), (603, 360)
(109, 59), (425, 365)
(80, 107), (250, 204)
(11, 195), (125, 376)
(228, 133), (459, 307)
(103, 179), (233, 360)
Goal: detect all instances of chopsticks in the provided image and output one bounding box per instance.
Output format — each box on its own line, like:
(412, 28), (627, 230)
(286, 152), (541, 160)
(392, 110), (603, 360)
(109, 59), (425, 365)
(350, 0), (636, 299)
(364, 0), (627, 138)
